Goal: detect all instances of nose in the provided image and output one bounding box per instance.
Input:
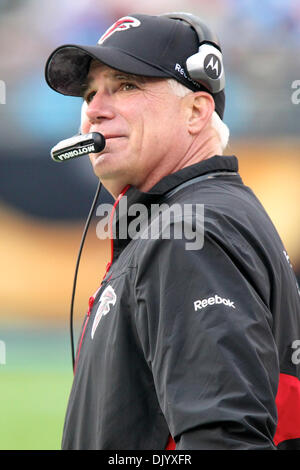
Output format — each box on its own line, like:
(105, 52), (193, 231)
(84, 89), (115, 125)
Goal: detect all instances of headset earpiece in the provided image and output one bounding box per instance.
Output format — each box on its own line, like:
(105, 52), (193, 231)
(186, 43), (224, 94)
(160, 12), (225, 94)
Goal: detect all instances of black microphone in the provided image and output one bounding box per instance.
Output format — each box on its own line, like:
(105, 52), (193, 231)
(51, 132), (106, 162)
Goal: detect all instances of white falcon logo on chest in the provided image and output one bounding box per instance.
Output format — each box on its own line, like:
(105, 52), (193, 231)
(91, 285), (117, 339)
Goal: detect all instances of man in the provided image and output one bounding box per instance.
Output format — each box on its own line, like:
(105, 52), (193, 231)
(45, 13), (300, 450)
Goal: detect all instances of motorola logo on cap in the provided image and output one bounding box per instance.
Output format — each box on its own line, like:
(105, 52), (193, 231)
(204, 54), (222, 79)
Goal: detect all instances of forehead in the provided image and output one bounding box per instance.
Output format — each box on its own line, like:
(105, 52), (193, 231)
(87, 60), (146, 83)
(82, 60), (176, 100)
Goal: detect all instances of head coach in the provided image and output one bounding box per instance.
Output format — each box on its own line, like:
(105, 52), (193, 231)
(45, 13), (300, 450)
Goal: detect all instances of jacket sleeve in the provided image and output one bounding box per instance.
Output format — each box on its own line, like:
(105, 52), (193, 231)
(134, 220), (279, 450)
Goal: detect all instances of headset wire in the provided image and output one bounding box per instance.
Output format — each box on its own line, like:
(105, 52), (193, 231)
(70, 179), (102, 371)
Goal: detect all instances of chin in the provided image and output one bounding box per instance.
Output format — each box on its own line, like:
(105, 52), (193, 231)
(92, 156), (128, 181)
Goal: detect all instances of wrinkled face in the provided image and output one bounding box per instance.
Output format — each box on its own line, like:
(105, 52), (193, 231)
(80, 62), (189, 196)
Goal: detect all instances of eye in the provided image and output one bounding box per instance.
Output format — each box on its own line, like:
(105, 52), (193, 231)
(120, 82), (137, 92)
(85, 90), (96, 104)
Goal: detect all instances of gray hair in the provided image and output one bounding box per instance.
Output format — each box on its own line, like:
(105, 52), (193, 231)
(167, 79), (229, 152)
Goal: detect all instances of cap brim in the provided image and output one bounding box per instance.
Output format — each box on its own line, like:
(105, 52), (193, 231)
(45, 44), (170, 97)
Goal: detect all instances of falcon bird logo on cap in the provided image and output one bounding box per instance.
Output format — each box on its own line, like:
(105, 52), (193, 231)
(91, 285), (117, 339)
(98, 16), (141, 44)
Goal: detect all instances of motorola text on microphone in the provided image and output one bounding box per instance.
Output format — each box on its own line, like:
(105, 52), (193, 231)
(51, 132), (106, 162)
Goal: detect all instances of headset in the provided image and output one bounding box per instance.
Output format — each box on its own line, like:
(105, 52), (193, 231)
(160, 12), (225, 94)
(50, 12), (225, 370)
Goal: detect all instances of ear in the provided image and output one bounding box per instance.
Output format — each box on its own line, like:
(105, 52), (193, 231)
(185, 92), (215, 135)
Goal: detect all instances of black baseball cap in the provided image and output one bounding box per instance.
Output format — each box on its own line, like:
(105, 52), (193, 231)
(45, 13), (225, 119)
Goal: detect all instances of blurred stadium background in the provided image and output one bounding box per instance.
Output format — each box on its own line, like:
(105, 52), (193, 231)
(0, 0), (299, 449)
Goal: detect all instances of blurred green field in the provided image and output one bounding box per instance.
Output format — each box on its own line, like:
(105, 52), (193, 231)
(0, 324), (73, 450)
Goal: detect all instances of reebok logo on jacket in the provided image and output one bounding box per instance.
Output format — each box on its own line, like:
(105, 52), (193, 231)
(194, 294), (236, 311)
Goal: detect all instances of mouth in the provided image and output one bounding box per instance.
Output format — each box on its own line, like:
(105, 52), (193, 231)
(91, 135), (126, 159)
(104, 135), (125, 141)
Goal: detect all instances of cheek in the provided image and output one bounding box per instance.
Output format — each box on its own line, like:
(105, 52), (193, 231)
(144, 106), (179, 144)
(123, 106), (144, 149)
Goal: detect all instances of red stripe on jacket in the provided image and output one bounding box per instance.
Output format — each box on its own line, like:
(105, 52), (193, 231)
(274, 372), (300, 446)
(165, 435), (176, 450)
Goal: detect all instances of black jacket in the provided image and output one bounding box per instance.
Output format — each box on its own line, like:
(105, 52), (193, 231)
(62, 155), (300, 450)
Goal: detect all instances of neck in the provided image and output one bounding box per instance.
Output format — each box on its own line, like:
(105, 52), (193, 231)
(177, 131), (223, 172)
(138, 128), (222, 193)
